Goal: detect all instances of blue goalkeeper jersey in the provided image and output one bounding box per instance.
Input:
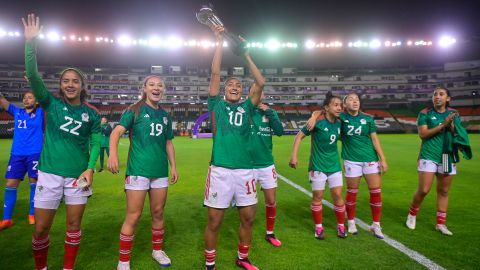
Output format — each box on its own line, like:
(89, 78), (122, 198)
(7, 103), (44, 155)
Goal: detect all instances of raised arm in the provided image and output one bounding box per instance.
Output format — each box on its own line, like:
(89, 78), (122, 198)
(22, 14), (50, 103)
(108, 125), (127, 174)
(209, 26), (225, 97)
(245, 52), (265, 106)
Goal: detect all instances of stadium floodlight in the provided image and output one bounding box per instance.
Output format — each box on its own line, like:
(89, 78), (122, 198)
(438, 35), (456, 48)
(384, 40), (391, 47)
(78, 37), (83, 42)
(8, 31), (14, 37)
(187, 39), (197, 47)
(0, 29), (6, 38)
(84, 36), (90, 42)
(305, 40), (316, 49)
(38, 33), (45, 39)
(149, 37), (162, 47)
(348, 42), (353, 47)
(223, 41), (228, 47)
(70, 35), (76, 41)
(353, 40), (362, 48)
(396, 41), (401, 46)
(117, 35), (132, 46)
(14, 31), (20, 37)
(200, 40), (211, 48)
(265, 39), (280, 51)
(47, 31), (60, 42)
(369, 39), (381, 48)
(407, 40), (413, 46)
(427, 41), (432, 46)
(62, 36), (67, 41)
(165, 36), (182, 49)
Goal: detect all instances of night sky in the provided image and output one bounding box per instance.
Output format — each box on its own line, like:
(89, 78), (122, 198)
(1, 0), (479, 68)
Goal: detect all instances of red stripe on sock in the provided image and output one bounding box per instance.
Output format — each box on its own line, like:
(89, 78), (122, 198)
(119, 233), (134, 262)
(369, 188), (382, 222)
(346, 188), (358, 220)
(64, 230), (82, 269)
(32, 234), (49, 270)
(152, 228), (164, 251)
(311, 203), (323, 225)
(266, 203), (276, 232)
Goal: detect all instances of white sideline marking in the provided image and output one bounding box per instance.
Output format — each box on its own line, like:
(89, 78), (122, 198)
(277, 174), (446, 270)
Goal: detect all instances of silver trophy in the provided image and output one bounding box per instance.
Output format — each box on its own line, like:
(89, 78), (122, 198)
(196, 6), (247, 55)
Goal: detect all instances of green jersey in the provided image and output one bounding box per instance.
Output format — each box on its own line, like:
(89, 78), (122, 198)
(340, 112), (378, 162)
(119, 105), (174, 178)
(251, 108), (284, 168)
(417, 107), (460, 163)
(301, 116), (341, 173)
(100, 123), (113, 148)
(25, 41), (101, 178)
(208, 95), (255, 169)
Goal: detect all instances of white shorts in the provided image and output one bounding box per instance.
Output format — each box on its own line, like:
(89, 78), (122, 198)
(125, 176), (169, 190)
(344, 160), (380, 177)
(204, 165), (257, 209)
(34, 170), (92, 210)
(309, 171), (343, 191)
(253, 165), (278, 190)
(417, 159), (457, 175)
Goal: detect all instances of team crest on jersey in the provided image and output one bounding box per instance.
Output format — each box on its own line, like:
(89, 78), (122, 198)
(262, 116), (269, 123)
(431, 116), (437, 120)
(37, 186), (43, 192)
(144, 114), (150, 118)
(163, 117), (168, 125)
(81, 113), (89, 122)
(360, 119), (366, 124)
(324, 127), (329, 131)
(63, 107), (68, 111)
(237, 107), (245, 113)
(344, 119), (349, 123)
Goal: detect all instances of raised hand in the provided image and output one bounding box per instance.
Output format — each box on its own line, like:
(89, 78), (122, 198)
(210, 25), (224, 41)
(22, 13), (42, 41)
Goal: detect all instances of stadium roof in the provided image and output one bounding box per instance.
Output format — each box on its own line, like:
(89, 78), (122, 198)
(1, 0), (479, 68)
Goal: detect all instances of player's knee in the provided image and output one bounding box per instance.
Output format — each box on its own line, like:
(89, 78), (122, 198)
(151, 209), (164, 222)
(5, 180), (20, 188)
(207, 218), (223, 232)
(437, 188), (449, 197)
(126, 211), (142, 224)
(417, 187), (430, 197)
(66, 219), (82, 230)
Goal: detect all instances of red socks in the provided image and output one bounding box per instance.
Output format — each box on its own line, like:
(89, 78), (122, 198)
(311, 203), (323, 225)
(369, 188), (382, 222)
(266, 203), (276, 233)
(152, 228), (164, 251)
(346, 188), (358, 221)
(119, 233), (134, 262)
(63, 230), (82, 269)
(32, 234), (49, 270)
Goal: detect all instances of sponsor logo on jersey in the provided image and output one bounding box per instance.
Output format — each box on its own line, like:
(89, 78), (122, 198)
(30, 113), (36, 118)
(324, 127), (329, 131)
(237, 107), (245, 113)
(163, 117), (168, 125)
(431, 116), (437, 120)
(144, 114), (150, 118)
(360, 119), (367, 124)
(63, 107), (68, 111)
(81, 113), (89, 122)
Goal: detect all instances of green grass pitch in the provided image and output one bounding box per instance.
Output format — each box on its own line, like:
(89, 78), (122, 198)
(0, 134), (479, 269)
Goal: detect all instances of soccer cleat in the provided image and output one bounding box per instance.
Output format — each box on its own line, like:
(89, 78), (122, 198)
(152, 250), (171, 267)
(436, 224), (453, 236)
(314, 227), (325, 240)
(348, 220), (358, 235)
(117, 261), (131, 270)
(236, 258), (259, 270)
(205, 264), (217, 270)
(370, 223), (384, 239)
(337, 225), (347, 239)
(28, 215), (35, 225)
(98, 168), (103, 172)
(406, 214), (416, 230)
(0, 219), (14, 231)
(265, 234), (282, 247)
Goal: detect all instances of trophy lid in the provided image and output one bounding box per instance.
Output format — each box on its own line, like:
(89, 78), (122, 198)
(196, 7), (214, 25)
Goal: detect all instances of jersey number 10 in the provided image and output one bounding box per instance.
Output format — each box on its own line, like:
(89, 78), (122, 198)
(228, 111), (243, 127)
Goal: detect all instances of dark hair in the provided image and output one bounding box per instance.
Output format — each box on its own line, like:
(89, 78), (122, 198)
(23, 90), (39, 112)
(342, 92), (363, 111)
(434, 86), (451, 108)
(323, 91), (341, 107)
(129, 75), (165, 119)
(58, 68), (87, 103)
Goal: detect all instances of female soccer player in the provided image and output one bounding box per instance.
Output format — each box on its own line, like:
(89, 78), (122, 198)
(23, 14), (101, 270)
(203, 26), (264, 270)
(98, 117), (112, 172)
(0, 90), (44, 229)
(406, 87), (471, 235)
(109, 75), (178, 270)
(341, 93), (387, 238)
(251, 93), (284, 247)
(290, 92), (347, 239)
(307, 92), (387, 239)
